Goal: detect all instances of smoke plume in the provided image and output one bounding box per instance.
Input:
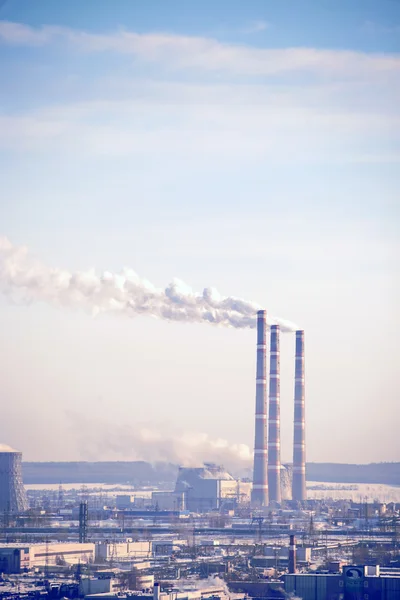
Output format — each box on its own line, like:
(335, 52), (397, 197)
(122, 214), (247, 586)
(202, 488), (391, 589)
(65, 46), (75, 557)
(0, 444), (17, 452)
(65, 411), (253, 473)
(0, 237), (298, 331)
(182, 576), (231, 597)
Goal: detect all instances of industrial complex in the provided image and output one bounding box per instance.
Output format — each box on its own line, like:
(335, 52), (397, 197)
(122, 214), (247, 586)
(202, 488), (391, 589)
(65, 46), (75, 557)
(0, 314), (399, 600)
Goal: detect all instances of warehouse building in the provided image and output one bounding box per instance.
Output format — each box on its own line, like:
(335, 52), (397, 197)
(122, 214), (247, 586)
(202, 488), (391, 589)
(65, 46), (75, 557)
(251, 545), (311, 569)
(0, 542), (95, 573)
(284, 565), (400, 600)
(96, 540), (152, 561)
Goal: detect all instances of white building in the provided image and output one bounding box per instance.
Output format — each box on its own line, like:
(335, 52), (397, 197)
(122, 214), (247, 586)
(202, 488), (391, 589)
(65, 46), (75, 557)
(95, 540), (152, 562)
(80, 576), (121, 597)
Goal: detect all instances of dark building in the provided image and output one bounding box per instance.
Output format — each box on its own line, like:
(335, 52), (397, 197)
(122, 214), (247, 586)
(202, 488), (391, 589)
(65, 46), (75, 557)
(284, 565), (400, 600)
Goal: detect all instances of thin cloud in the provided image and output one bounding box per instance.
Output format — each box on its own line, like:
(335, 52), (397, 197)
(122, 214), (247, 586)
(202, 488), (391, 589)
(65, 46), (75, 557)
(0, 20), (399, 79)
(242, 20), (270, 34)
(362, 20), (400, 35)
(1, 92), (398, 164)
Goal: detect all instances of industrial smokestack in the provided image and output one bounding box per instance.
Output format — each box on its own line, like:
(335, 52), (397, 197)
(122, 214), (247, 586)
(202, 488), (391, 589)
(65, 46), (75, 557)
(288, 534), (297, 573)
(251, 310), (269, 507)
(292, 330), (306, 502)
(0, 446), (29, 513)
(268, 325), (281, 504)
(79, 501), (88, 543)
(153, 583), (160, 600)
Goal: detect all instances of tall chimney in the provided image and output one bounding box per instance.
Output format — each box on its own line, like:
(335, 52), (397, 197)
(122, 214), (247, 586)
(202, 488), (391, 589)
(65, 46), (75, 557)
(292, 330), (306, 502)
(251, 310), (269, 507)
(288, 534), (297, 573)
(267, 325), (281, 504)
(153, 583), (160, 600)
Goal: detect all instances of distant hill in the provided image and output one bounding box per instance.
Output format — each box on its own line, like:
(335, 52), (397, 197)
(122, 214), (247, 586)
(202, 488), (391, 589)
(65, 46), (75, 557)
(22, 461), (178, 485)
(306, 462), (400, 486)
(22, 461), (400, 486)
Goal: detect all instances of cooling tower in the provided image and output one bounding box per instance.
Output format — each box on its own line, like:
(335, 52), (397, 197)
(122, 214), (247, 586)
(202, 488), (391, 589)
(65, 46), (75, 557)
(0, 447), (29, 513)
(251, 310), (269, 507)
(292, 330), (307, 502)
(268, 324), (281, 504)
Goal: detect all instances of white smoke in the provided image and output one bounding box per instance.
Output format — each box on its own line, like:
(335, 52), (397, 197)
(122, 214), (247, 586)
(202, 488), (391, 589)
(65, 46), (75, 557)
(0, 237), (298, 331)
(65, 411), (252, 472)
(0, 444), (18, 452)
(181, 576), (231, 597)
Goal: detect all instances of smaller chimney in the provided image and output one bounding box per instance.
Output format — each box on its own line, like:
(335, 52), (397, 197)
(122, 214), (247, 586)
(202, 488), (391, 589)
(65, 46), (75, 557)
(288, 535), (297, 574)
(153, 583), (160, 600)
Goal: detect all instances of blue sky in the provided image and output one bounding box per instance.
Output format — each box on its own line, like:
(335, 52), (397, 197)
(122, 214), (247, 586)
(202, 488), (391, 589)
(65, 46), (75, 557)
(0, 1), (399, 466)
(2, 0), (400, 50)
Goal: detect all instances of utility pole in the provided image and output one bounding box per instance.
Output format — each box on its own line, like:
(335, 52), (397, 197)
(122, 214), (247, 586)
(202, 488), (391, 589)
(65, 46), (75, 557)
(44, 536), (49, 578)
(251, 516), (264, 544)
(309, 513), (315, 545)
(57, 483), (64, 510)
(79, 501), (88, 543)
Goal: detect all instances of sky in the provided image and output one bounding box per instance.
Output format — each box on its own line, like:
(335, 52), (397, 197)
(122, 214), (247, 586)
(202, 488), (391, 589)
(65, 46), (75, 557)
(0, 0), (399, 467)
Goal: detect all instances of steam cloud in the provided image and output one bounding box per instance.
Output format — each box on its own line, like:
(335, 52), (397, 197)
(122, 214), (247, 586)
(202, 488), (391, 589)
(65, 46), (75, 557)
(0, 444), (18, 452)
(182, 576), (232, 598)
(0, 237), (298, 331)
(66, 411), (253, 473)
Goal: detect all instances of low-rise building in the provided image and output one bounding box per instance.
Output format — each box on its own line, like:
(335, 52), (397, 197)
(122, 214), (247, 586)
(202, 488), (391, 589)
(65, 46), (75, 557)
(95, 540), (152, 562)
(284, 565), (400, 600)
(80, 576), (122, 597)
(152, 491), (186, 510)
(153, 539), (187, 555)
(0, 542), (95, 573)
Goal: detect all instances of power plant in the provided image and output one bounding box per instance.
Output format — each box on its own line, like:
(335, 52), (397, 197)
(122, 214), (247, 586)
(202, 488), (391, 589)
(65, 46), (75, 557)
(0, 307), (305, 519)
(0, 446), (29, 513)
(1, 311), (400, 600)
(252, 313), (307, 506)
(0, 309), (305, 517)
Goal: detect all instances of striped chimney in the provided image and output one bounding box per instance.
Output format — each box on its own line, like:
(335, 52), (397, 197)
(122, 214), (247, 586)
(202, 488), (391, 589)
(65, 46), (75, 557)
(251, 310), (269, 507)
(292, 330), (306, 502)
(288, 534), (297, 573)
(268, 324), (281, 504)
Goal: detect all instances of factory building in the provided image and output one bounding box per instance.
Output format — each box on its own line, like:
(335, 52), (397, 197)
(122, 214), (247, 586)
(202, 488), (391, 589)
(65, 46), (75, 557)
(174, 464), (251, 512)
(152, 490), (186, 511)
(0, 542), (95, 573)
(116, 494), (137, 510)
(251, 545), (311, 569)
(84, 581), (235, 600)
(283, 565), (400, 600)
(0, 446), (29, 513)
(96, 540), (152, 561)
(0, 545), (31, 573)
(153, 539), (188, 555)
(80, 577), (122, 597)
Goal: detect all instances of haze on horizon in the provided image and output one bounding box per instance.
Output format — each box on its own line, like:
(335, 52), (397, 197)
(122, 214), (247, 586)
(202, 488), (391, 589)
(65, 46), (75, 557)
(0, 0), (399, 466)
